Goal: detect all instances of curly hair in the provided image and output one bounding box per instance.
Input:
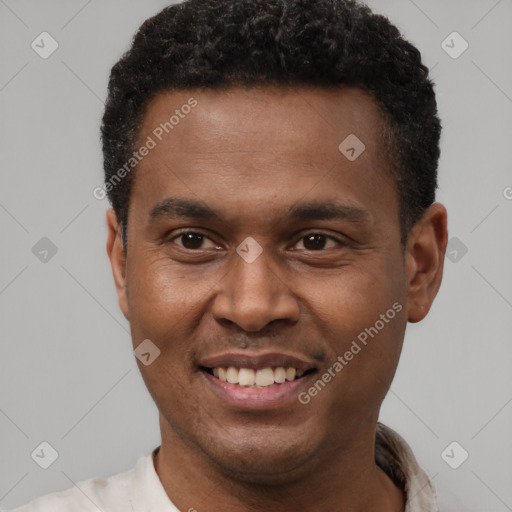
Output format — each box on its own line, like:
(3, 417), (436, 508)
(101, 0), (441, 252)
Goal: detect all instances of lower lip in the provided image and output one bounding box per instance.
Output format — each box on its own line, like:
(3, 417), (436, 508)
(201, 370), (314, 411)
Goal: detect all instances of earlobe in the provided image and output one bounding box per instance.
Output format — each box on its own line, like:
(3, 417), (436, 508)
(106, 208), (130, 320)
(405, 203), (448, 323)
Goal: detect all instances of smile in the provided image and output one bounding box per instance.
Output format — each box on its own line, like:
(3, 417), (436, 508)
(203, 366), (316, 387)
(198, 352), (318, 410)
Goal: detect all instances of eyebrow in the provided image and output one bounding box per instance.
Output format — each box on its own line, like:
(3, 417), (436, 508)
(287, 201), (371, 223)
(148, 197), (371, 225)
(149, 197), (216, 222)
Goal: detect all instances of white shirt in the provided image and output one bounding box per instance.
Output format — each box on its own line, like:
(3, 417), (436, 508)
(7, 424), (438, 511)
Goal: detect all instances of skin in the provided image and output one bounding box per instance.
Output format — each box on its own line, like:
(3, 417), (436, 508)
(106, 86), (448, 512)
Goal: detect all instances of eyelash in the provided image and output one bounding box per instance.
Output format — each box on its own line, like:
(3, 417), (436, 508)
(167, 229), (348, 251)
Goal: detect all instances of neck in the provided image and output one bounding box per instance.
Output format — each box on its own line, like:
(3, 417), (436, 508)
(153, 417), (405, 512)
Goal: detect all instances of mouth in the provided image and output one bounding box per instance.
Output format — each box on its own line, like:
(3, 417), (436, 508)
(201, 366), (316, 388)
(197, 352), (318, 410)
(199, 352), (318, 387)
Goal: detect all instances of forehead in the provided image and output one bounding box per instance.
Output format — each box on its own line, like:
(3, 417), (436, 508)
(131, 85), (398, 231)
(138, 85), (390, 165)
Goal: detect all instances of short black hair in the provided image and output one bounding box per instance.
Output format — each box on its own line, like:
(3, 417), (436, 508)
(101, 0), (441, 252)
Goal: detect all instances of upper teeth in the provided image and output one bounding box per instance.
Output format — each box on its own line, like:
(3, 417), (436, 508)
(212, 367), (303, 387)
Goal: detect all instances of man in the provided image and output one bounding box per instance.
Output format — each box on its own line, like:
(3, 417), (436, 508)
(11, 0), (447, 510)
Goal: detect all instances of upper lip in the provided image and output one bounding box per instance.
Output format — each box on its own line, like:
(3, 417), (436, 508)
(198, 352), (317, 372)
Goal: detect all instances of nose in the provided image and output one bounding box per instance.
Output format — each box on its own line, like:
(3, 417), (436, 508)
(211, 246), (300, 332)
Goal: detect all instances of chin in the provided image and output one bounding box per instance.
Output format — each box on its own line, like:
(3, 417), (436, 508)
(197, 424), (320, 483)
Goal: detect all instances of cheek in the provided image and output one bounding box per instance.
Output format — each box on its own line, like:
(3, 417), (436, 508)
(126, 254), (215, 336)
(306, 254), (403, 327)
(125, 258), (204, 408)
(304, 256), (407, 400)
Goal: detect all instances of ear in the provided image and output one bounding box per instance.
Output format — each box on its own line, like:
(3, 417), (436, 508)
(106, 208), (130, 320)
(404, 202), (448, 323)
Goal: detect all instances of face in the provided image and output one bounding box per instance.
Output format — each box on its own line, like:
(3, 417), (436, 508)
(107, 86), (447, 481)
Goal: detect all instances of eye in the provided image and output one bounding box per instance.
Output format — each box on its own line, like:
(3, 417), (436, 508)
(292, 233), (345, 251)
(170, 231), (220, 250)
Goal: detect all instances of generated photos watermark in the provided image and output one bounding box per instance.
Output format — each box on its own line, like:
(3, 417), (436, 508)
(298, 301), (403, 405)
(93, 97), (198, 200)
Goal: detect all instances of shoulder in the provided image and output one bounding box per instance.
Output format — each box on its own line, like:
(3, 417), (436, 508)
(6, 455), (150, 512)
(376, 423), (439, 512)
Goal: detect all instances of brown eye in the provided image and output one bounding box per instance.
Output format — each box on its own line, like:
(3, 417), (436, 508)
(303, 234), (327, 250)
(171, 231), (219, 250)
(295, 233), (340, 251)
(180, 233), (204, 249)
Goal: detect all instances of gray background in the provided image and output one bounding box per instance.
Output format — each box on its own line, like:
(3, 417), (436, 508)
(0, 0), (511, 510)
